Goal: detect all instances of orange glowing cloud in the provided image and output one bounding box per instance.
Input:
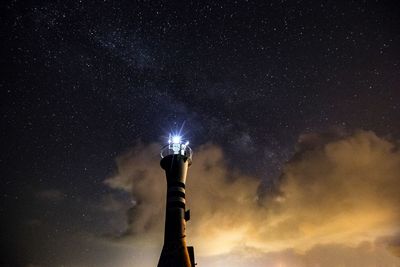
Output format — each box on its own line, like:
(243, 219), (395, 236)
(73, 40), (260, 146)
(104, 130), (400, 266)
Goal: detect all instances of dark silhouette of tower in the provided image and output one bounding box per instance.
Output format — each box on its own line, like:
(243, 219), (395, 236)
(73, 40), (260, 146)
(158, 136), (196, 267)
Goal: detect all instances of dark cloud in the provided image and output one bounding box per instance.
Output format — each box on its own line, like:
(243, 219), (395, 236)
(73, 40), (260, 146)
(35, 189), (65, 201)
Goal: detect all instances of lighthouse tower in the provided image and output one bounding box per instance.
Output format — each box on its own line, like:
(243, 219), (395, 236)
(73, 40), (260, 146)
(158, 135), (196, 267)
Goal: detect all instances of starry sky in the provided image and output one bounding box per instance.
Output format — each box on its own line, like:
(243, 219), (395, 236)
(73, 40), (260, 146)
(1, 1), (400, 266)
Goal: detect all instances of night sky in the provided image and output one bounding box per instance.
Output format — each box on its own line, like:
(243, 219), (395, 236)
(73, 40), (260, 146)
(2, 1), (400, 267)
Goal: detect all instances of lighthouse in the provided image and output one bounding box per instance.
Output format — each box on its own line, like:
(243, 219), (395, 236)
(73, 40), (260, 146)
(158, 135), (196, 267)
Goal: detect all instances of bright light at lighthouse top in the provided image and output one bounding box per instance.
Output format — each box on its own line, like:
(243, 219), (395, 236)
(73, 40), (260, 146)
(161, 134), (192, 160)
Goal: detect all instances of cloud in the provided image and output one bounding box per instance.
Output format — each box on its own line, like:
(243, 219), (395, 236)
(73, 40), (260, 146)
(35, 189), (65, 201)
(104, 131), (400, 265)
(104, 143), (165, 241)
(257, 130), (400, 252)
(25, 219), (42, 227)
(200, 242), (400, 267)
(376, 233), (400, 257)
